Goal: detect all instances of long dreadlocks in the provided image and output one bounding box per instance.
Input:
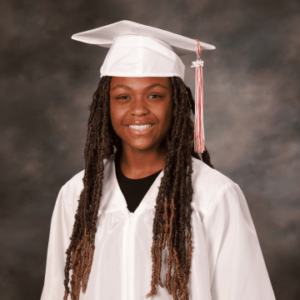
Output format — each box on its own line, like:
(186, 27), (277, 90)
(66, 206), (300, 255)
(63, 76), (214, 300)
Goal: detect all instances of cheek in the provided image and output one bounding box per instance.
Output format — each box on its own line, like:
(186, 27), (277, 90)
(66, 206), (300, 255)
(110, 102), (123, 129)
(156, 100), (173, 132)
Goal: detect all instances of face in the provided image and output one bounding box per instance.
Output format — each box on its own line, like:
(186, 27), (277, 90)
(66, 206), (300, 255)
(110, 77), (173, 153)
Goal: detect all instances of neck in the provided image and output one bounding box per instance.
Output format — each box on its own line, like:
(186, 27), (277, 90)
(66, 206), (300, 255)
(118, 145), (167, 179)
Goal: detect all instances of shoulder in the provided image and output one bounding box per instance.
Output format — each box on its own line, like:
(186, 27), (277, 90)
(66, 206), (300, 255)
(191, 156), (240, 218)
(59, 169), (84, 213)
(191, 156), (235, 188)
(60, 158), (110, 212)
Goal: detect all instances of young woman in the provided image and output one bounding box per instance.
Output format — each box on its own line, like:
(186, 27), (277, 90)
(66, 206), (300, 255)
(40, 21), (276, 300)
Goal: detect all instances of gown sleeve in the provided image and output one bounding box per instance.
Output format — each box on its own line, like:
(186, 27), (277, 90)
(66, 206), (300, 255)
(40, 184), (75, 300)
(202, 182), (276, 300)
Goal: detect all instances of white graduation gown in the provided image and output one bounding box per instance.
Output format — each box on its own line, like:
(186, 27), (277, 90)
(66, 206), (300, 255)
(40, 154), (276, 300)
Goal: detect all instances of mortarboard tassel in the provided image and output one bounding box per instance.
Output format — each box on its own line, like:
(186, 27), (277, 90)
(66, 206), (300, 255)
(191, 40), (205, 153)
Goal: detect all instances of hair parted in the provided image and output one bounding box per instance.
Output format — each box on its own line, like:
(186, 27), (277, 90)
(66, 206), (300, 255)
(63, 76), (214, 300)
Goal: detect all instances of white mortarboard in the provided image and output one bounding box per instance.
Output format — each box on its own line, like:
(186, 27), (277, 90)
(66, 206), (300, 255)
(71, 20), (216, 153)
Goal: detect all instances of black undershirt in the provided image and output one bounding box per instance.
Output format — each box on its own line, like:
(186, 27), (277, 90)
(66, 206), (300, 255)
(115, 153), (163, 213)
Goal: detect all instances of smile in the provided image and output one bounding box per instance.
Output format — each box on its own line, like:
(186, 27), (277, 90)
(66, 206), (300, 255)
(129, 124), (152, 130)
(126, 124), (154, 135)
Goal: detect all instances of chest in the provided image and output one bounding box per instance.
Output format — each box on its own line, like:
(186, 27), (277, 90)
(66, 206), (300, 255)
(75, 207), (212, 300)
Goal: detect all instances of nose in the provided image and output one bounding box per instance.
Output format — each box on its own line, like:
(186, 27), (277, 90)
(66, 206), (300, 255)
(130, 98), (149, 116)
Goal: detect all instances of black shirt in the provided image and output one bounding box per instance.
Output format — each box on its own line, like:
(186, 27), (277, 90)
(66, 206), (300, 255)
(115, 154), (163, 213)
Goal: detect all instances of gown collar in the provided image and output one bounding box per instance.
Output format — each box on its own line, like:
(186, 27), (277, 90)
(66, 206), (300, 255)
(98, 153), (165, 217)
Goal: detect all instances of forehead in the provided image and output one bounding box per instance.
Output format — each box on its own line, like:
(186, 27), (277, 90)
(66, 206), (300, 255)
(110, 77), (171, 90)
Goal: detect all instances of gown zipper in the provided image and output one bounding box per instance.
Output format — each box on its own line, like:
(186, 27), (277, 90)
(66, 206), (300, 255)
(128, 212), (134, 300)
(123, 212), (134, 300)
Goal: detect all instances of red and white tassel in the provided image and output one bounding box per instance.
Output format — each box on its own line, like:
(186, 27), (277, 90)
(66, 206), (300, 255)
(191, 40), (205, 153)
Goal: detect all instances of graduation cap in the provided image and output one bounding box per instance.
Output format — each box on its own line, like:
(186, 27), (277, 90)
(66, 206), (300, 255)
(71, 20), (216, 153)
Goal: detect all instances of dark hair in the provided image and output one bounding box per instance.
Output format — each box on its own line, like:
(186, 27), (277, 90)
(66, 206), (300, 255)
(63, 76), (214, 300)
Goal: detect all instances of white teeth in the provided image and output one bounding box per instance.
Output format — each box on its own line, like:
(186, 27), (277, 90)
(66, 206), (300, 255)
(129, 124), (152, 130)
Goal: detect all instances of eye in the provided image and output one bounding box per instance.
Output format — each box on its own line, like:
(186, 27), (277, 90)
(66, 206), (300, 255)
(116, 95), (130, 100)
(148, 94), (163, 99)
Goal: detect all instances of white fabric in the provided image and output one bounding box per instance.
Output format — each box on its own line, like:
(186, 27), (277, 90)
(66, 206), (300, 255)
(71, 20), (216, 80)
(71, 20), (216, 54)
(40, 154), (276, 300)
(100, 35), (185, 79)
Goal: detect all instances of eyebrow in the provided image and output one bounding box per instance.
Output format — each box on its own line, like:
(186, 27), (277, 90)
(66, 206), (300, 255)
(111, 83), (168, 91)
(111, 84), (131, 91)
(146, 83), (168, 90)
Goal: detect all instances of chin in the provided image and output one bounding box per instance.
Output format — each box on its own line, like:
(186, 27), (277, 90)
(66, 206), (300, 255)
(125, 140), (157, 152)
(131, 145), (154, 152)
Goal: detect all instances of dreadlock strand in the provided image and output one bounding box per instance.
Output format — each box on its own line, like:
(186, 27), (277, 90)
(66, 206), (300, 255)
(156, 116), (182, 286)
(160, 78), (187, 297)
(165, 196), (176, 293)
(79, 78), (113, 292)
(178, 79), (194, 296)
(63, 77), (113, 300)
(147, 86), (182, 297)
(170, 79), (190, 299)
(161, 197), (170, 250)
(202, 146), (214, 168)
(146, 236), (159, 297)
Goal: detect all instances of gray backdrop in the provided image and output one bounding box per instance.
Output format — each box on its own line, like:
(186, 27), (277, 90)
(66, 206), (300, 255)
(1, 0), (299, 299)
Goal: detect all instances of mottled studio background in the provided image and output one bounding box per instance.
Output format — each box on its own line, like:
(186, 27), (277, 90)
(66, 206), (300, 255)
(1, 0), (299, 299)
